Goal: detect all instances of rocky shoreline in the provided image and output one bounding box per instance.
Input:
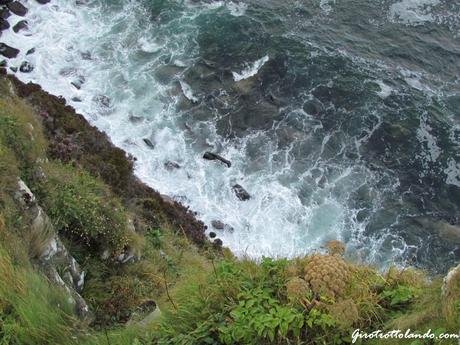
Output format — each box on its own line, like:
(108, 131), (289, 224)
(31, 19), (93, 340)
(3, 71), (215, 247)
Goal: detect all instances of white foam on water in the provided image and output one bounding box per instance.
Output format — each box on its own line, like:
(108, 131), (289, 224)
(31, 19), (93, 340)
(320, 0), (335, 15)
(227, 1), (248, 17)
(232, 55), (269, 82)
(389, 0), (440, 26)
(375, 80), (393, 99)
(445, 159), (460, 187)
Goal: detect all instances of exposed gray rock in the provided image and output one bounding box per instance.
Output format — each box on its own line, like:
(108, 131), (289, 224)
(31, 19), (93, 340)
(442, 263), (459, 297)
(14, 179), (93, 323)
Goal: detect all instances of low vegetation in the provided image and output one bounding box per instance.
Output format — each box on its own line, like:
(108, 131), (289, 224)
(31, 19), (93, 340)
(0, 75), (458, 345)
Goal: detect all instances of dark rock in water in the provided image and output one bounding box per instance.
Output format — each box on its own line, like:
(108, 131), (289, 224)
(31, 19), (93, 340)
(7, 1), (28, 16)
(59, 67), (77, 77)
(26, 47), (35, 55)
(303, 98), (323, 116)
(93, 94), (111, 108)
(0, 60), (6, 67)
(0, 42), (19, 58)
(71, 75), (85, 90)
(213, 238), (223, 247)
(9, 66), (17, 72)
(203, 151), (231, 168)
(12, 19), (27, 33)
(36, 0), (51, 3)
(0, 8), (11, 19)
(19, 61), (33, 73)
(209, 232), (216, 239)
(0, 0), (12, 5)
(143, 138), (155, 149)
(211, 220), (225, 230)
(164, 161), (181, 171)
(80, 51), (92, 60)
(0, 18), (9, 31)
(71, 97), (82, 102)
(232, 184), (250, 201)
(224, 224), (234, 233)
(128, 113), (143, 123)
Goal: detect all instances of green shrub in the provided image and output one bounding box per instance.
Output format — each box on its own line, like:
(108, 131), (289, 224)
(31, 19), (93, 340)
(36, 162), (129, 253)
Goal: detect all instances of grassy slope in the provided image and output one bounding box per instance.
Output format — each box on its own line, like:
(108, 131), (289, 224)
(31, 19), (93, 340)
(0, 74), (458, 345)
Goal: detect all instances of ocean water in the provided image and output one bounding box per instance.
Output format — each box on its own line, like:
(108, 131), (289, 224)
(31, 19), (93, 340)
(3, 0), (460, 271)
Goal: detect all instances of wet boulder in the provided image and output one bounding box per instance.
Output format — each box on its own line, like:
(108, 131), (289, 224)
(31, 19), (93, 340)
(71, 75), (85, 90)
(0, 42), (19, 58)
(12, 19), (27, 33)
(19, 61), (33, 73)
(209, 231), (217, 239)
(438, 222), (460, 245)
(0, 8), (11, 19)
(26, 47), (35, 55)
(143, 138), (155, 149)
(36, 0), (51, 3)
(0, 18), (9, 31)
(7, 1), (28, 16)
(203, 151), (231, 168)
(232, 184), (251, 201)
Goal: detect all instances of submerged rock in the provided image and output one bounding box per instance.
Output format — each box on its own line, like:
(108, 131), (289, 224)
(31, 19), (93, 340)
(93, 94), (111, 108)
(7, 1), (27, 16)
(203, 151), (231, 168)
(26, 47), (35, 55)
(211, 220), (225, 230)
(0, 43), (19, 58)
(232, 184), (251, 201)
(71, 75), (85, 90)
(164, 161), (181, 171)
(438, 222), (460, 244)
